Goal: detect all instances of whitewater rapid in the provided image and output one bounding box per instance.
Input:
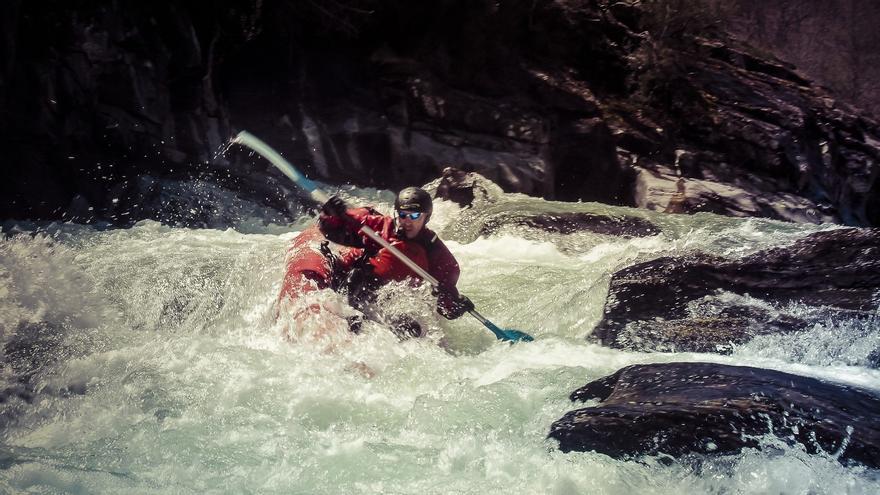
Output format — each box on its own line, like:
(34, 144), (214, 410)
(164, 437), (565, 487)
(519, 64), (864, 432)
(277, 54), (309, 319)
(1, 190), (878, 494)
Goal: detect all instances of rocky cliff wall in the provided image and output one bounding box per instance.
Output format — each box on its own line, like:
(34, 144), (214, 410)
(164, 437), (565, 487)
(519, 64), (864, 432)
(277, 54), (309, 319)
(2, 0), (878, 227)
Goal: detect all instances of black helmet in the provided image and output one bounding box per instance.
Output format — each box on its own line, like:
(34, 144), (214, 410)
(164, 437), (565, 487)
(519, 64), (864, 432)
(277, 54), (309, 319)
(394, 187), (433, 216)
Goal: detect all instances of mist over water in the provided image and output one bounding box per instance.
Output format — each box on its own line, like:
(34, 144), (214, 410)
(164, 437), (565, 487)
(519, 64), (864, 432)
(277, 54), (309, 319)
(1, 189), (878, 494)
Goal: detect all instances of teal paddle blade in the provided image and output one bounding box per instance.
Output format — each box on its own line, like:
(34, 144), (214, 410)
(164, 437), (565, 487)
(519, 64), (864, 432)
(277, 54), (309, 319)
(501, 329), (535, 342)
(480, 318), (534, 343)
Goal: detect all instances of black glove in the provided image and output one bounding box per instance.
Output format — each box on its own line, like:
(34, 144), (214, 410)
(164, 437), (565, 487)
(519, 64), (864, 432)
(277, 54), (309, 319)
(438, 292), (474, 320)
(322, 195), (348, 218)
(457, 295), (475, 314)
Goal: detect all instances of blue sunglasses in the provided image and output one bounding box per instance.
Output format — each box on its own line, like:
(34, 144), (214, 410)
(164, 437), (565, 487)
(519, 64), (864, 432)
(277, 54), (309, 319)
(397, 211), (423, 220)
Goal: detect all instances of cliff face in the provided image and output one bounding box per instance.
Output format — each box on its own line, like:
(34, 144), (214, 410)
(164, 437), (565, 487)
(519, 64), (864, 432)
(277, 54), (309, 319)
(2, 0), (879, 226)
(1, 1), (251, 221)
(716, 0), (880, 119)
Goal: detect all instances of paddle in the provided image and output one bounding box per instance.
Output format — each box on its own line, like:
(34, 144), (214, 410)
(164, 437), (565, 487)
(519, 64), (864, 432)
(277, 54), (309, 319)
(232, 130), (534, 343)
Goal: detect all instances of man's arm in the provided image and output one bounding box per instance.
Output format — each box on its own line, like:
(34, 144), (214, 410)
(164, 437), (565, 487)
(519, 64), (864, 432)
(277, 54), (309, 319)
(427, 238), (474, 319)
(318, 196), (387, 248)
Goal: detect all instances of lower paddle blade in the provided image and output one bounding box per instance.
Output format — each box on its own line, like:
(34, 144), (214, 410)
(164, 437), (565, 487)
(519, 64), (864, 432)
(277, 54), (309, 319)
(470, 310), (535, 343)
(501, 329), (534, 343)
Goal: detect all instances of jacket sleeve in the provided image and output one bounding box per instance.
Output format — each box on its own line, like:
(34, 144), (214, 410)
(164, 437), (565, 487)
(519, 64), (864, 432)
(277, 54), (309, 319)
(318, 207), (386, 248)
(427, 240), (469, 319)
(430, 244), (460, 295)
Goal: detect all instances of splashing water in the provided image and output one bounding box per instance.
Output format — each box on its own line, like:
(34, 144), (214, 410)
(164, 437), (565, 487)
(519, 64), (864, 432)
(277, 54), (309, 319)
(1, 189), (878, 494)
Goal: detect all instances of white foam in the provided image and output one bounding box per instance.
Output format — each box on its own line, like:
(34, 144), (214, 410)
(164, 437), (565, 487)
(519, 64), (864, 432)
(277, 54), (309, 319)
(1, 205), (877, 494)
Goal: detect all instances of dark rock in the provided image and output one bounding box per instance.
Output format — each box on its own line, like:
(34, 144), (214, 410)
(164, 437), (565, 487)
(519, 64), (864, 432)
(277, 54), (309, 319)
(549, 362), (880, 468)
(592, 228), (880, 352)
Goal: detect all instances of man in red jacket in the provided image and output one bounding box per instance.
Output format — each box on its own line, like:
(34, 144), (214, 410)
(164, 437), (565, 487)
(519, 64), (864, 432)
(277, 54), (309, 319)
(318, 187), (474, 336)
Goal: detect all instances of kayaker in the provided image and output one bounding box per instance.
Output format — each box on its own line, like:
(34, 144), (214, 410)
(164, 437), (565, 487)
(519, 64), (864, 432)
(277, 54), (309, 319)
(318, 187), (474, 334)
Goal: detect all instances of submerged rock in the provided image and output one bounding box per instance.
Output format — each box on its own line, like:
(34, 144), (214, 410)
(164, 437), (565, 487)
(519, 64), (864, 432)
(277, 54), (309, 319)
(592, 228), (880, 352)
(476, 211), (659, 238)
(869, 348), (880, 369)
(0, 321), (88, 430)
(549, 362), (880, 468)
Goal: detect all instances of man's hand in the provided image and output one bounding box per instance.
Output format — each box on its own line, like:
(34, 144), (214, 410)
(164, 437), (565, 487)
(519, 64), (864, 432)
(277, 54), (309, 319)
(456, 295), (475, 313)
(437, 292), (475, 320)
(322, 195), (348, 218)
(318, 195), (364, 246)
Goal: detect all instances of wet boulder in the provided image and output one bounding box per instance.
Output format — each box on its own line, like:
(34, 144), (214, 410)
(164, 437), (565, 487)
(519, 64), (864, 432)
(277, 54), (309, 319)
(434, 168), (659, 238)
(549, 362), (880, 468)
(434, 167), (505, 209)
(591, 228), (880, 352)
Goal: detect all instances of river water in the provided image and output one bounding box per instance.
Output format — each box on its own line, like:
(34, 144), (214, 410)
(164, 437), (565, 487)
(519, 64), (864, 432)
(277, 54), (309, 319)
(1, 185), (878, 494)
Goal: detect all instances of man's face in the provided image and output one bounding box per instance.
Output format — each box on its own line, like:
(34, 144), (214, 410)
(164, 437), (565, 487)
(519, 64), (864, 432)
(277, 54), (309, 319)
(396, 210), (427, 239)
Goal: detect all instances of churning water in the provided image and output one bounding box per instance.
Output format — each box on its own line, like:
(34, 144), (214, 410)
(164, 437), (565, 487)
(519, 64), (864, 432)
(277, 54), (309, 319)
(1, 187), (879, 494)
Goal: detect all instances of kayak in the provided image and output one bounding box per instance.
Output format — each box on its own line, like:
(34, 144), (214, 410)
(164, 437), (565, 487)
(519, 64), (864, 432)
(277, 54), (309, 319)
(275, 225), (353, 345)
(275, 223), (431, 343)
(278, 224), (336, 301)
